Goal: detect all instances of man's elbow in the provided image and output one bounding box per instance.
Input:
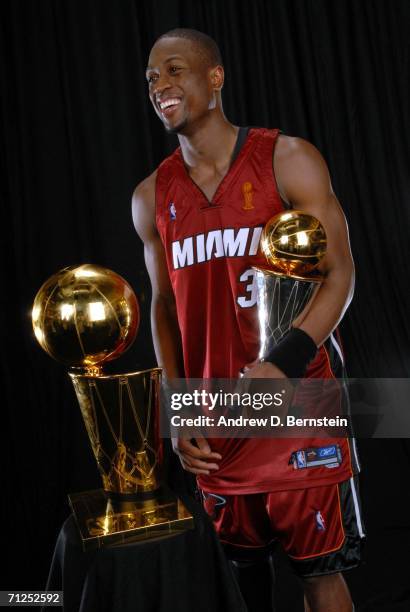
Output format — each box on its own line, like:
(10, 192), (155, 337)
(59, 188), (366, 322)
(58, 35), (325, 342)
(345, 264), (355, 310)
(338, 258), (355, 308)
(324, 256), (355, 299)
(342, 255), (355, 296)
(151, 292), (177, 319)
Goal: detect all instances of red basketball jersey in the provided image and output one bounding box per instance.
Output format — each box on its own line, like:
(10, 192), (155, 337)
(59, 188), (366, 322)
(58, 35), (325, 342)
(155, 127), (357, 494)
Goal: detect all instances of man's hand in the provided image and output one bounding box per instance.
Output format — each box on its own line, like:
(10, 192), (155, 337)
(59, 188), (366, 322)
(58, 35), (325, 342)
(172, 436), (222, 475)
(241, 360), (294, 418)
(242, 360), (287, 379)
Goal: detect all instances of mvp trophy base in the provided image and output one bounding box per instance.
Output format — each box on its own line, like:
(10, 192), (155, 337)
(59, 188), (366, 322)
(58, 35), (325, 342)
(68, 487), (194, 551)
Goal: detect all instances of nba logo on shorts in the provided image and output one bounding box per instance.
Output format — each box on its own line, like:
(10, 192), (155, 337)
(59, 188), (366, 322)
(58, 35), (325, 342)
(169, 202), (176, 220)
(315, 510), (326, 531)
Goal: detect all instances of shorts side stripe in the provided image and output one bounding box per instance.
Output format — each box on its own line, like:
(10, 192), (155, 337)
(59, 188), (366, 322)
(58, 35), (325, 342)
(350, 477), (365, 538)
(330, 331), (345, 366)
(351, 437), (361, 471)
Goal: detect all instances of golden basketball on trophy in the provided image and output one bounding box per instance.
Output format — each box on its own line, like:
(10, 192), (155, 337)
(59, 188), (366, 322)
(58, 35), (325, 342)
(32, 264), (192, 549)
(260, 210), (327, 278)
(32, 264), (139, 369)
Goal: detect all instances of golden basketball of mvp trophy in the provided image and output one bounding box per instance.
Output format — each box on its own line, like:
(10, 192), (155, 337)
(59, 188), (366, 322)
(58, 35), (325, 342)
(32, 264), (193, 550)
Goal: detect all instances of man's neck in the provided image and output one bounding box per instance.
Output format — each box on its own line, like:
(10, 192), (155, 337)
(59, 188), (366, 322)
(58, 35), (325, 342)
(178, 114), (239, 174)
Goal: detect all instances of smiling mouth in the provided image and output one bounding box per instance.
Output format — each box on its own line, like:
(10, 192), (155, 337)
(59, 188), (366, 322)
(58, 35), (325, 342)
(158, 98), (182, 118)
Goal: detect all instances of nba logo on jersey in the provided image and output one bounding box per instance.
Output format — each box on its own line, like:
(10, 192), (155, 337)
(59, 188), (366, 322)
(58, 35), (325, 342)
(169, 202), (176, 220)
(296, 450), (306, 468)
(315, 510), (326, 531)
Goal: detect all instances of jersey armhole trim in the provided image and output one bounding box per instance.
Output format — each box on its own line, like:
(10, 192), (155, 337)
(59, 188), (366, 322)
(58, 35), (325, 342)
(272, 130), (292, 211)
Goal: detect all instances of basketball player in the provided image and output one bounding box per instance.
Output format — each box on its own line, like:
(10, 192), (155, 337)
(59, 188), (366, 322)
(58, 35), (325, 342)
(133, 29), (364, 612)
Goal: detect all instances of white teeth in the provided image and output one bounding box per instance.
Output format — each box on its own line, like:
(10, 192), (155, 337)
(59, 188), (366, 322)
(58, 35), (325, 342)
(159, 98), (181, 110)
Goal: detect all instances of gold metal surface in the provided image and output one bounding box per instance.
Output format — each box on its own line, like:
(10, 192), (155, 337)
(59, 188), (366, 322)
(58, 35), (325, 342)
(32, 264), (139, 367)
(69, 488), (194, 550)
(70, 367), (162, 495)
(253, 265), (323, 283)
(260, 210), (327, 279)
(32, 264), (194, 546)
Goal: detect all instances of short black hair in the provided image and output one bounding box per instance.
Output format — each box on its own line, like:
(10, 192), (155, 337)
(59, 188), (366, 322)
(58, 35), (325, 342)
(155, 28), (223, 68)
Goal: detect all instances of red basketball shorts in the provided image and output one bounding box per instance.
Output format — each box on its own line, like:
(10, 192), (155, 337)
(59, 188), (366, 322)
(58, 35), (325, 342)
(201, 477), (365, 577)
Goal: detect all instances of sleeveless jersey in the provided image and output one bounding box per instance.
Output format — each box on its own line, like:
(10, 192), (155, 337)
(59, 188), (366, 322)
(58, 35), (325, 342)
(155, 127), (359, 494)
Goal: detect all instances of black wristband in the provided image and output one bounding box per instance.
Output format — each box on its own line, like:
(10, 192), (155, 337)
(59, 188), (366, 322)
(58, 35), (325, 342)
(264, 328), (317, 378)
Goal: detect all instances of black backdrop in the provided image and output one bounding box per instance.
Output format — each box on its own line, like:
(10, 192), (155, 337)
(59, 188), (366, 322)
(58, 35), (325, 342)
(1, 0), (410, 608)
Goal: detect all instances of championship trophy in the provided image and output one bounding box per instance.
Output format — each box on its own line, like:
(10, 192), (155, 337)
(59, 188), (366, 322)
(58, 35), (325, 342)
(32, 264), (193, 550)
(254, 210), (327, 358)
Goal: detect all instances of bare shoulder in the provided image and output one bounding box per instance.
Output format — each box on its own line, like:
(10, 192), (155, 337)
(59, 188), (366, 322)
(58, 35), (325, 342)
(132, 169), (158, 242)
(274, 135), (329, 178)
(274, 135), (333, 206)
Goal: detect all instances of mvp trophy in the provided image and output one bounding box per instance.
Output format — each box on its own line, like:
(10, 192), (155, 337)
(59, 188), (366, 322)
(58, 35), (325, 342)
(253, 210), (327, 358)
(32, 264), (193, 550)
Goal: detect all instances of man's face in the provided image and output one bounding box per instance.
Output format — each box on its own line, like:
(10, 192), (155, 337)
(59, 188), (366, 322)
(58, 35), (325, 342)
(146, 37), (217, 134)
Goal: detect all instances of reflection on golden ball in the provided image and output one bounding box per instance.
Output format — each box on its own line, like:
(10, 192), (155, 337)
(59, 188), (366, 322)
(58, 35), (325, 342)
(32, 264), (139, 367)
(260, 210), (327, 278)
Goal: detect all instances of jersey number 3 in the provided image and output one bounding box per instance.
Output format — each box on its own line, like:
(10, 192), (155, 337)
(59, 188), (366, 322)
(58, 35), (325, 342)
(237, 269), (258, 308)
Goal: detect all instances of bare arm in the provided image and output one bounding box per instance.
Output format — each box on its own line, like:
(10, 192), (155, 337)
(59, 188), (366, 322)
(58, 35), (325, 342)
(244, 136), (354, 379)
(132, 172), (184, 379)
(132, 173), (221, 473)
(274, 135), (355, 345)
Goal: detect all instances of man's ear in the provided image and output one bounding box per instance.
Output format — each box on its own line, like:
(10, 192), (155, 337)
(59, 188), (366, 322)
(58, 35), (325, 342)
(210, 65), (224, 90)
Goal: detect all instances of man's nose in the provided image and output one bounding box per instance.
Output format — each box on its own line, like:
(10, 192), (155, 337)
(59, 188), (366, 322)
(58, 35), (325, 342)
(152, 74), (172, 98)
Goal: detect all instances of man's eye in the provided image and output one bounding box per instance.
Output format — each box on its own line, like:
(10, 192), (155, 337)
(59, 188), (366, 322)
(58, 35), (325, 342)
(169, 66), (181, 74)
(147, 74), (158, 84)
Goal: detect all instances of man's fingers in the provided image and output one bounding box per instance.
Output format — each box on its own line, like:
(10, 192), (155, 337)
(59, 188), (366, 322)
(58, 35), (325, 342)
(174, 437), (221, 473)
(176, 437), (222, 460)
(195, 435), (222, 460)
(241, 360), (258, 373)
(195, 435), (211, 454)
(181, 463), (211, 475)
(179, 456), (212, 475)
(181, 455), (219, 471)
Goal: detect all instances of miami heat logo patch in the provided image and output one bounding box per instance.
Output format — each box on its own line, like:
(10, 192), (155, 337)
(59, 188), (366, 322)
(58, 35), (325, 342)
(242, 181), (254, 210)
(315, 510), (326, 531)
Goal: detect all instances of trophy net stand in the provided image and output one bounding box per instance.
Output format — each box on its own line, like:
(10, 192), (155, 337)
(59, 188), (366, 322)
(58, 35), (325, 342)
(68, 367), (193, 550)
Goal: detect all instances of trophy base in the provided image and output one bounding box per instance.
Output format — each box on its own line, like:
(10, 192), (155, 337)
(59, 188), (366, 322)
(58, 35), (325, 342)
(68, 487), (194, 551)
